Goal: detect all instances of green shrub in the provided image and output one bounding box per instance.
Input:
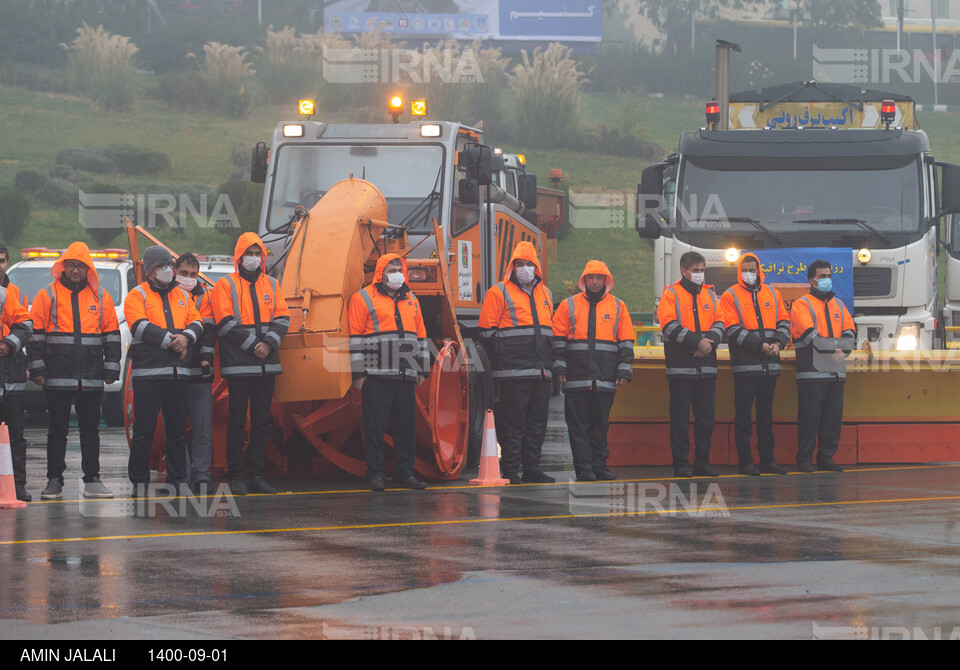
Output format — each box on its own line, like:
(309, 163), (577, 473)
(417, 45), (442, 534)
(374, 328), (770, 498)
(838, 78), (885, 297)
(505, 43), (588, 148)
(60, 23), (139, 112)
(14, 170), (47, 193)
(56, 148), (116, 174)
(101, 145), (171, 175)
(0, 189), (31, 244)
(36, 179), (79, 208)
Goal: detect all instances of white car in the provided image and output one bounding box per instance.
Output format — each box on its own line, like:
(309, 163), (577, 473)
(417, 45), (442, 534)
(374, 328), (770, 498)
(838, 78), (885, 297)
(8, 248), (135, 427)
(195, 254), (235, 289)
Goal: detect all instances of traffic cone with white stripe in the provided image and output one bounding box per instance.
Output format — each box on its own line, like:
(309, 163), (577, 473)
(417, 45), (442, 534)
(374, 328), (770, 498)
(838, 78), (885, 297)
(0, 423), (26, 509)
(470, 410), (509, 486)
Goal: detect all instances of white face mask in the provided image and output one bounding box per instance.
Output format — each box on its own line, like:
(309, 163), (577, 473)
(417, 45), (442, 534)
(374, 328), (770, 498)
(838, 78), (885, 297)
(241, 255), (261, 272)
(689, 271), (705, 285)
(741, 271), (757, 286)
(385, 270), (405, 290)
(176, 275), (198, 291)
(155, 267), (174, 284)
(515, 265), (536, 285)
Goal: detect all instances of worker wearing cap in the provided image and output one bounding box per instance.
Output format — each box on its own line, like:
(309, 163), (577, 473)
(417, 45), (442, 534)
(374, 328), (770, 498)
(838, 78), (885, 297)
(211, 233), (290, 496)
(125, 245), (204, 494)
(791, 259), (856, 473)
(657, 251), (725, 478)
(478, 241), (555, 485)
(348, 253), (429, 491)
(721, 252), (791, 476)
(552, 261), (634, 482)
(0, 243), (33, 502)
(175, 253), (217, 495)
(30, 242), (120, 500)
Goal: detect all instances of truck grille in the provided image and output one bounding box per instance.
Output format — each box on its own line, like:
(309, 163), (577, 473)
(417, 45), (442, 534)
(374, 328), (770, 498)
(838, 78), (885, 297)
(853, 267), (893, 297)
(704, 266), (738, 295)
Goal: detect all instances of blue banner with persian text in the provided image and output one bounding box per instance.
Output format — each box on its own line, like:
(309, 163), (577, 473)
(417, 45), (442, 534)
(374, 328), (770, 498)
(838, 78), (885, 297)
(750, 247), (854, 312)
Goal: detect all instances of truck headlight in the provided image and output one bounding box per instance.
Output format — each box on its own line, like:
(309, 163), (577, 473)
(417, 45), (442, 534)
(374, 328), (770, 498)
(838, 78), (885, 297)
(895, 324), (920, 350)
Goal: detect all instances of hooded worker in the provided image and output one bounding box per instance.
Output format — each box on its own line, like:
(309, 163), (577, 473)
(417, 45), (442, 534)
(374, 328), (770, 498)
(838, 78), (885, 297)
(348, 252), (429, 491)
(552, 261), (634, 481)
(720, 252), (791, 476)
(30, 242), (119, 500)
(0, 243), (33, 502)
(478, 241), (555, 484)
(125, 245), (204, 495)
(211, 232), (290, 495)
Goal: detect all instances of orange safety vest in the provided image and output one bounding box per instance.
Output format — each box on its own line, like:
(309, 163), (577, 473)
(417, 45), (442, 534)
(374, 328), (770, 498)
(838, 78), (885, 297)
(0, 281), (33, 394)
(790, 291), (857, 382)
(124, 281), (204, 380)
(657, 279), (724, 378)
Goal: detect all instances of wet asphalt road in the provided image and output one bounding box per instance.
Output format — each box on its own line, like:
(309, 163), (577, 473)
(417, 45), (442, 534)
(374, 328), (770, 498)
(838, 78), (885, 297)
(2, 396), (960, 640)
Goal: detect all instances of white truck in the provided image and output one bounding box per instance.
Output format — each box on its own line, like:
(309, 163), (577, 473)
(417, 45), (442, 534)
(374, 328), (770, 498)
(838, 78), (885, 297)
(638, 81), (960, 350)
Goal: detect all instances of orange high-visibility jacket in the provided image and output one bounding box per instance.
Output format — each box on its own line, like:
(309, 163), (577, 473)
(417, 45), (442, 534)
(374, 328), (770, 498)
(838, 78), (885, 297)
(552, 260), (634, 393)
(478, 241), (554, 381)
(791, 290), (856, 382)
(348, 253), (429, 382)
(721, 253), (791, 377)
(28, 242), (121, 390)
(211, 233), (290, 377)
(124, 279), (204, 381)
(657, 278), (724, 379)
(0, 280), (33, 395)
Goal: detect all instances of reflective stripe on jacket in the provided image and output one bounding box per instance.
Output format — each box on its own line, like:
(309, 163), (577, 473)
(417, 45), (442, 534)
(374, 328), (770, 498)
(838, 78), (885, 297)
(124, 281), (203, 380)
(553, 290), (634, 393)
(348, 253), (429, 383)
(0, 282), (33, 395)
(657, 279), (724, 379)
(791, 291), (856, 382)
(29, 279), (120, 390)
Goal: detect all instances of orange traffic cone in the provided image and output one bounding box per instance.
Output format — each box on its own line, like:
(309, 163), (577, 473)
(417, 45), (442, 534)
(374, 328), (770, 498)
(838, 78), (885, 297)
(0, 422), (26, 509)
(469, 410), (509, 486)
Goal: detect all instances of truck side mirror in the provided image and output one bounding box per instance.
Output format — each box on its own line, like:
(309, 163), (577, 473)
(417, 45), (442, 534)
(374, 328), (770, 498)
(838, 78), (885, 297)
(518, 173), (538, 210)
(459, 178), (479, 205)
(459, 144), (495, 185)
(941, 163), (960, 216)
(637, 164), (664, 240)
(251, 142), (268, 183)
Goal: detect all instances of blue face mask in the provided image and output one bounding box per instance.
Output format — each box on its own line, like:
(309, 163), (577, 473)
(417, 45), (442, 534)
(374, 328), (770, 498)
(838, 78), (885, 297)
(816, 277), (833, 293)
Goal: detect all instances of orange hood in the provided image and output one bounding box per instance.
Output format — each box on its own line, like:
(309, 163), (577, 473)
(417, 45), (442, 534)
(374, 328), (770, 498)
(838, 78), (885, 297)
(373, 253), (408, 284)
(503, 241), (543, 282)
(737, 252), (764, 290)
(234, 232), (267, 272)
(52, 242), (100, 293)
(578, 260), (613, 296)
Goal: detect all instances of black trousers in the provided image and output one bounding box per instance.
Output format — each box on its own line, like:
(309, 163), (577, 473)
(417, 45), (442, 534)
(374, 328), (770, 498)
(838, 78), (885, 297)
(668, 376), (716, 467)
(45, 388), (103, 483)
(494, 378), (552, 476)
(129, 378), (189, 485)
(564, 389), (615, 474)
(226, 375), (276, 479)
(733, 375), (778, 466)
(361, 377), (417, 481)
(797, 380), (844, 464)
(0, 393), (26, 488)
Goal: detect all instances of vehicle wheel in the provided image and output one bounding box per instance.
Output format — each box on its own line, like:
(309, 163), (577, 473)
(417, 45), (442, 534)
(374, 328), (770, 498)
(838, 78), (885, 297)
(465, 339), (493, 468)
(101, 362), (128, 427)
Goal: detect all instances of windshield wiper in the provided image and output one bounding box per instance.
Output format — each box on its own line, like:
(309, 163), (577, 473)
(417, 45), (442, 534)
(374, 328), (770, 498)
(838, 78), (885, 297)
(689, 217), (783, 245)
(397, 165), (443, 233)
(793, 218), (891, 245)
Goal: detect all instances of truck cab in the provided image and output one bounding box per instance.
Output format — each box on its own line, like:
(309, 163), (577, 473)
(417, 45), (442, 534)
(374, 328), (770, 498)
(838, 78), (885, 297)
(639, 83), (960, 351)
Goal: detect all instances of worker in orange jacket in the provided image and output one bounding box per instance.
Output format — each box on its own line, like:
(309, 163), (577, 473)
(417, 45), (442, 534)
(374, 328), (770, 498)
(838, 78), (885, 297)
(30, 242), (121, 500)
(125, 246), (204, 494)
(348, 253), (429, 491)
(553, 261), (634, 481)
(721, 253), (791, 476)
(478, 241), (555, 484)
(0, 243), (33, 502)
(790, 259), (856, 473)
(657, 251), (725, 477)
(211, 233), (290, 495)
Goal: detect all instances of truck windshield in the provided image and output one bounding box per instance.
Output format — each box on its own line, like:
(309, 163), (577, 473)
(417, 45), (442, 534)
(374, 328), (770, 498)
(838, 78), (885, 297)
(266, 144), (444, 233)
(678, 155), (922, 240)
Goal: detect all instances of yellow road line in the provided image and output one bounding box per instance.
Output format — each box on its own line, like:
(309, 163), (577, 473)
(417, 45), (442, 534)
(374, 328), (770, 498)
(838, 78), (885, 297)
(29, 462), (960, 505)
(3, 494), (960, 547)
